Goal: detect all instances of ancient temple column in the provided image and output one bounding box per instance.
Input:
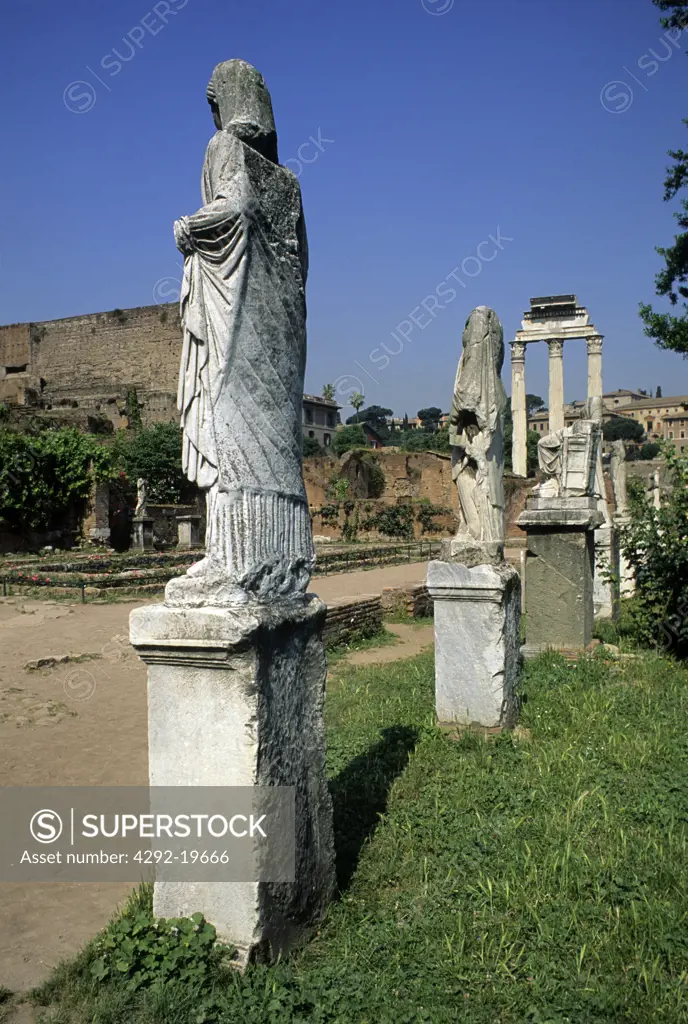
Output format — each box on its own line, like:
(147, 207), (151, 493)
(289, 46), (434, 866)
(548, 339), (565, 433)
(510, 341), (527, 477)
(586, 335), (603, 401)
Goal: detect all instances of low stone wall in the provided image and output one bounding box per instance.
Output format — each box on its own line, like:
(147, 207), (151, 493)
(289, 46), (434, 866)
(381, 582), (433, 619)
(322, 594), (383, 647)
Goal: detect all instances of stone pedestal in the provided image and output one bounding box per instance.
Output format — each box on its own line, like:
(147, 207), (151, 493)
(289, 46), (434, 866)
(427, 560), (521, 728)
(517, 498), (602, 657)
(129, 596), (336, 963)
(440, 536), (504, 568)
(84, 478), (111, 546)
(132, 517), (154, 552)
(593, 523), (616, 620)
(176, 514), (201, 550)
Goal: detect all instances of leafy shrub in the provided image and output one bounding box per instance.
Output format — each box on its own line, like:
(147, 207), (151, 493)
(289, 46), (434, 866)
(90, 906), (226, 992)
(0, 427), (112, 531)
(416, 500), (452, 534)
(111, 423), (194, 504)
(593, 618), (620, 645)
(333, 424), (367, 455)
(619, 443), (688, 656)
(362, 504), (414, 539)
(397, 428), (450, 454)
(362, 454), (386, 497)
(303, 436), (324, 458)
(326, 475), (350, 500)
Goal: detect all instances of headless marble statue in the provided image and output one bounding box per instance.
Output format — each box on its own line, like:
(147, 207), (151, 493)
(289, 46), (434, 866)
(165, 60), (315, 607)
(134, 478), (148, 518)
(447, 307), (507, 560)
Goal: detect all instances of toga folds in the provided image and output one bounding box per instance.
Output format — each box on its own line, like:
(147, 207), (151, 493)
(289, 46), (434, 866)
(173, 128), (314, 600)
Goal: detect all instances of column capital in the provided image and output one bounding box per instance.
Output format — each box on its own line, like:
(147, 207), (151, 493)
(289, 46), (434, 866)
(511, 340), (526, 361)
(586, 335), (603, 355)
(547, 339), (564, 357)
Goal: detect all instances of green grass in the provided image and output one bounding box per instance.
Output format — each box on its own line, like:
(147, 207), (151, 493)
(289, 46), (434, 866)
(0, 988), (13, 1024)
(30, 650), (688, 1022)
(325, 626), (400, 664)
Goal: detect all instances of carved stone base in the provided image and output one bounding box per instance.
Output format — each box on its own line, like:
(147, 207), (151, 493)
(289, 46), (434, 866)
(132, 517), (154, 552)
(427, 560), (521, 728)
(517, 500), (599, 655)
(176, 514), (202, 550)
(129, 596), (336, 963)
(440, 535), (504, 568)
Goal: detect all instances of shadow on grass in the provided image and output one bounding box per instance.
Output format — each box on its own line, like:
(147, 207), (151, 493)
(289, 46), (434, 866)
(329, 725), (419, 892)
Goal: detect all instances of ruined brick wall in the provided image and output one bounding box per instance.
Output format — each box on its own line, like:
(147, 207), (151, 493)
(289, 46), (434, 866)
(304, 449), (460, 514)
(322, 595), (383, 647)
(0, 304), (182, 428)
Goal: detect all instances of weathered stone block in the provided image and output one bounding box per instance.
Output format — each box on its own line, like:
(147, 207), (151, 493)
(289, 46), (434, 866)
(522, 529), (596, 655)
(132, 517), (154, 552)
(427, 560), (521, 728)
(176, 514), (201, 550)
(129, 596), (335, 963)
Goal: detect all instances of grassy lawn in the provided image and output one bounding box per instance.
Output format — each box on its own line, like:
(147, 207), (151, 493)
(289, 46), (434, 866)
(27, 649), (688, 1023)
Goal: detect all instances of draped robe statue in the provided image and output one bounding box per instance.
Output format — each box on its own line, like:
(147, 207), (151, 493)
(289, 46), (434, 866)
(448, 306), (507, 546)
(165, 60), (315, 607)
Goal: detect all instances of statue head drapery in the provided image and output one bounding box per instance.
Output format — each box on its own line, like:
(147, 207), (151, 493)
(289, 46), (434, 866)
(206, 60), (278, 163)
(450, 307), (506, 446)
(448, 306), (507, 552)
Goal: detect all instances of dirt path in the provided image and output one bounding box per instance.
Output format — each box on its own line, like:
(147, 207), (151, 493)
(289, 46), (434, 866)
(344, 623), (434, 667)
(0, 562), (432, 1000)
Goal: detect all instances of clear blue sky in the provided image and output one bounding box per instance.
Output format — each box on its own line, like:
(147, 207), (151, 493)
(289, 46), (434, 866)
(1, 0), (687, 417)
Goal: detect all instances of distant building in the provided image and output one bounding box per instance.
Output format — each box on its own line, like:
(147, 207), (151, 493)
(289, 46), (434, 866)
(528, 409), (582, 434)
(616, 395), (688, 451)
(302, 394), (340, 450)
(360, 422), (384, 449)
(603, 389), (648, 411)
(390, 416), (421, 431)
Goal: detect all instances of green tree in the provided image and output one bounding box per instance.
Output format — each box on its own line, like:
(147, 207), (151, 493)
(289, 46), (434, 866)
(303, 436), (325, 458)
(0, 427), (112, 531)
(656, 385), (664, 398)
(603, 417), (645, 443)
(417, 407), (443, 431)
(111, 423), (192, 504)
(639, 1), (688, 354)
(333, 424), (367, 455)
(526, 394), (546, 416)
(350, 392), (365, 416)
(345, 405), (392, 440)
(321, 384), (335, 401)
(526, 429), (541, 475)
